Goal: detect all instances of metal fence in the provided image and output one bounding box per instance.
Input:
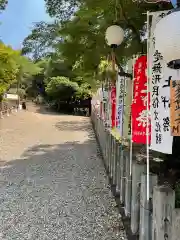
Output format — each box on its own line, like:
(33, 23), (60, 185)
(0, 100), (19, 119)
(91, 109), (180, 240)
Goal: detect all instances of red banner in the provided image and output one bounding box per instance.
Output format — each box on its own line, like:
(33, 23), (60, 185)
(100, 101), (103, 118)
(131, 55), (151, 144)
(111, 86), (116, 128)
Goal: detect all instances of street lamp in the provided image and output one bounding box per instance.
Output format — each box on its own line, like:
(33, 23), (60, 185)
(105, 25), (124, 48)
(154, 9), (180, 69)
(105, 25), (124, 83)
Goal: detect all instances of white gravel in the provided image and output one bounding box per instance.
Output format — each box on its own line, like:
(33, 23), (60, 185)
(0, 105), (127, 239)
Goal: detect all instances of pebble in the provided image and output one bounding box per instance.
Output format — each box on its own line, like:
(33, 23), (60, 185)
(0, 106), (127, 239)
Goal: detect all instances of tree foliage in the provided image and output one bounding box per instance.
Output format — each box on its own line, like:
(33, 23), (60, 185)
(0, 43), (19, 95)
(25, 0), (171, 80)
(45, 76), (79, 101)
(44, 0), (78, 20)
(0, 0), (8, 12)
(22, 21), (60, 60)
(0, 42), (41, 97)
(21, 0), (172, 97)
(75, 83), (92, 100)
(54, 0), (171, 71)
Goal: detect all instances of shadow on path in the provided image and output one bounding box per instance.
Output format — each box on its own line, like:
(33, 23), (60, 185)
(55, 120), (92, 132)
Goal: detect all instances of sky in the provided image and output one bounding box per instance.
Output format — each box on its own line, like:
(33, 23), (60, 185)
(0, 0), (52, 49)
(0, 0), (177, 49)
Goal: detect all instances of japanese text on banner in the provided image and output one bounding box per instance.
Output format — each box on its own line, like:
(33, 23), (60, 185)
(149, 11), (173, 154)
(111, 86), (116, 128)
(116, 75), (124, 136)
(123, 79), (132, 139)
(131, 55), (151, 144)
(170, 80), (180, 136)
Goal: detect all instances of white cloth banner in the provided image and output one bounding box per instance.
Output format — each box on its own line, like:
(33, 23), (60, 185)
(107, 85), (111, 126)
(116, 75), (124, 136)
(149, 10), (174, 154)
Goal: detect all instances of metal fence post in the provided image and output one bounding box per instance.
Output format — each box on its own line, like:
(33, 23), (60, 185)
(108, 131), (112, 175)
(124, 150), (132, 217)
(120, 146), (126, 204)
(171, 209), (180, 240)
(131, 162), (146, 234)
(111, 136), (116, 185)
(102, 121), (106, 158)
(116, 141), (121, 195)
(112, 139), (118, 187)
(109, 134), (113, 182)
(152, 186), (175, 240)
(139, 173), (157, 240)
(111, 138), (118, 197)
(104, 126), (108, 168)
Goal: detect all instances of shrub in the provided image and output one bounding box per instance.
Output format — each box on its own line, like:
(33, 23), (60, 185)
(45, 76), (79, 101)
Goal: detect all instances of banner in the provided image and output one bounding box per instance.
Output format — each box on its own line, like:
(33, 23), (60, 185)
(170, 80), (180, 136)
(116, 76), (120, 129)
(107, 86), (111, 126)
(123, 77), (132, 139)
(116, 75), (125, 135)
(131, 55), (151, 144)
(111, 86), (116, 128)
(132, 56), (147, 104)
(149, 11), (173, 154)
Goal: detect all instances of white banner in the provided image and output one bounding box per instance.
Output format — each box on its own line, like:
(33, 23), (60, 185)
(107, 84), (111, 126)
(116, 75), (125, 136)
(149, 11), (173, 154)
(123, 78), (132, 139)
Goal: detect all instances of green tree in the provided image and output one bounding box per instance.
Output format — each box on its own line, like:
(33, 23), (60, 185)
(75, 83), (92, 100)
(22, 21), (60, 60)
(45, 76), (79, 101)
(0, 43), (19, 96)
(45, 56), (73, 80)
(0, 0), (8, 11)
(44, 0), (78, 20)
(11, 52), (42, 98)
(0, 41), (42, 99)
(22, 0), (172, 93)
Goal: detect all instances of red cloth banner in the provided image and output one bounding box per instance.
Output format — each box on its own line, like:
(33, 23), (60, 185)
(131, 55), (151, 144)
(100, 101), (103, 118)
(111, 86), (116, 128)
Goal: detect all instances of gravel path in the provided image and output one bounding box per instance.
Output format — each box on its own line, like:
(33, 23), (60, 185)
(0, 105), (126, 240)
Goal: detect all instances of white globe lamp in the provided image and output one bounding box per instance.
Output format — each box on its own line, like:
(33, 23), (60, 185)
(105, 25), (124, 48)
(154, 10), (180, 69)
(105, 25), (124, 85)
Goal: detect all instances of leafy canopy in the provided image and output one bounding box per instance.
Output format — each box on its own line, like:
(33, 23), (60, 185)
(0, 43), (19, 95)
(22, 0), (172, 93)
(0, 0), (8, 12)
(45, 76), (79, 101)
(0, 41), (42, 97)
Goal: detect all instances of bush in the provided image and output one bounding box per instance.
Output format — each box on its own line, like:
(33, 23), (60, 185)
(45, 76), (79, 101)
(75, 84), (92, 100)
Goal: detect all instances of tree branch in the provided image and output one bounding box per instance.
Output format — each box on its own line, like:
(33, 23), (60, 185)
(118, 2), (141, 43)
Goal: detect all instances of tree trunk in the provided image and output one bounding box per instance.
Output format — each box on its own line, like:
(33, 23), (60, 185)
(177, 0), (180, 7)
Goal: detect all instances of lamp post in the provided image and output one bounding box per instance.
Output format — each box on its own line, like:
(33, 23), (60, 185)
(105, 25), (124, 84)
(105, 25), (124, 127)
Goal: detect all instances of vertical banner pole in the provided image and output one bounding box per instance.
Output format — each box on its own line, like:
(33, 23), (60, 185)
(146, 11), (150, 201)
(130, 56), (136, 176)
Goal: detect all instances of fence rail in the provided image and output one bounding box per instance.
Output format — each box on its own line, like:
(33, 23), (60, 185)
(0, 105), (19, 119)
(91, 109), (180, 240)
